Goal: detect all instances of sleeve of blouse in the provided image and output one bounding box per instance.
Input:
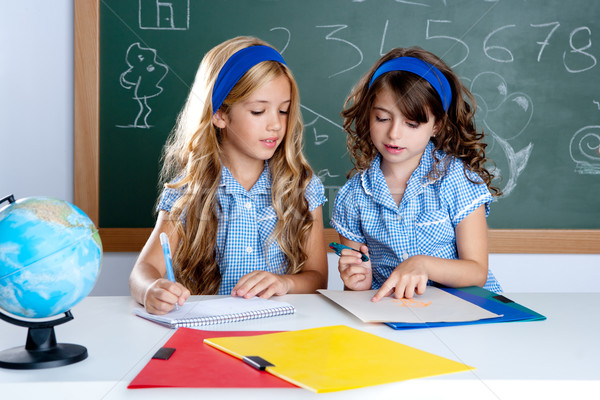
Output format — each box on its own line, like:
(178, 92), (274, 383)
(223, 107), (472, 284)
(330, 177), (366, 244)
(304, 174), (327, 211)
(443, 159), (494, 227)
(156, 186), (184, 212)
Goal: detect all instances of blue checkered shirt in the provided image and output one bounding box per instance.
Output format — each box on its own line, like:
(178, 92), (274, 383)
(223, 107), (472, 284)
(158, 163), (326, 294)
(331, 141), (502, 293)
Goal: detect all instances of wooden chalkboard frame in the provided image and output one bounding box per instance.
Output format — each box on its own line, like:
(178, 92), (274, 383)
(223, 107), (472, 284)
(74, 0), (599, 254)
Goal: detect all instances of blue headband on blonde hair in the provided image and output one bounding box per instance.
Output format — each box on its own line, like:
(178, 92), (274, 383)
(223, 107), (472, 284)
(368, 56), (452, 112)
(211, 45), (286, 114)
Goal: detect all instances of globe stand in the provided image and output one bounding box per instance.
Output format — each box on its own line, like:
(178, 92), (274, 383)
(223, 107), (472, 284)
(0, 309), (88, 369)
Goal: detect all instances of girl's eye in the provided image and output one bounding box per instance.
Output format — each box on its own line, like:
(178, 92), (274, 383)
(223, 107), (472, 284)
(279, 109), (289, 115)
(250, 110), (265, 115)
(375, 115), (390, 122)
(407, 121), (419, 128)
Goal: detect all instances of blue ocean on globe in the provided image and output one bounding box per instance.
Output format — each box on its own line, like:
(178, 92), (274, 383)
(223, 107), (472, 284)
(0, 197), (102, 318)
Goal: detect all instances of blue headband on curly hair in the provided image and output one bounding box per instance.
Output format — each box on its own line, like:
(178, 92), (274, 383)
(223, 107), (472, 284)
(368, 56), (452, 112)
(211, 45), (286, 114)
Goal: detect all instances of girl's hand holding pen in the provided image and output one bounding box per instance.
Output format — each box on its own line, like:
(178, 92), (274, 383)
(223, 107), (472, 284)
(143, 232), (191, 315)
(337, 244), (373, 291)
(143, 278), (190, 315)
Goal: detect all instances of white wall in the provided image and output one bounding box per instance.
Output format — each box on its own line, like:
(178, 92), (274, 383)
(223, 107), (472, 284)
(1, 0), (598, 296)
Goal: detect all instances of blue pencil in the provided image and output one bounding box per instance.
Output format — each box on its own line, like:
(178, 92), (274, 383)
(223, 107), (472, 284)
(159, 232), (179, 310)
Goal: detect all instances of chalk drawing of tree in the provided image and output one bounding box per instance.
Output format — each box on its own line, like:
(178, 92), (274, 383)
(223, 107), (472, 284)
(118, 42), (168, 129)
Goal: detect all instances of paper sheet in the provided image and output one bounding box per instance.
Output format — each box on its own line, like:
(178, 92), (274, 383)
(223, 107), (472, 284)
(318, 287), (501, 323)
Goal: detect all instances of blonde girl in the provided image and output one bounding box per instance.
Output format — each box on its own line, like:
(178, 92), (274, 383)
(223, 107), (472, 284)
(130, 37), (327, 314)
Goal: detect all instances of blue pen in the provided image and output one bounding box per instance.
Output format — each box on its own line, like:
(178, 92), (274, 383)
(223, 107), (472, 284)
(329, 242), (369, 262)
(159, 232), (179, 309)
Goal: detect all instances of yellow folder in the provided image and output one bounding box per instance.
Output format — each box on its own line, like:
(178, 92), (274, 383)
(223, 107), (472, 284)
(204, 325), (473, 393)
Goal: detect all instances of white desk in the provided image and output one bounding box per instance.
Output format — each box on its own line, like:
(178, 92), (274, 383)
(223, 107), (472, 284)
(0, 293), (598, 400)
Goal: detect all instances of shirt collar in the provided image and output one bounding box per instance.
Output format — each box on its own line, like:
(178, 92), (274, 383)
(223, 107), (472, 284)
(219, 161), (271, 196)
(360, 141), (439, 207)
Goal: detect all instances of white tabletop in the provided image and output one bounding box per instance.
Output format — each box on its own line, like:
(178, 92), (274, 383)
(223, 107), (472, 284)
(1, 293), (599, 400)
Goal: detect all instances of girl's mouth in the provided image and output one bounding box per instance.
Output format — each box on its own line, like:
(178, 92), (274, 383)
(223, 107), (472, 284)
(261, 138), (279, 148)
(384, 144), (404, 153)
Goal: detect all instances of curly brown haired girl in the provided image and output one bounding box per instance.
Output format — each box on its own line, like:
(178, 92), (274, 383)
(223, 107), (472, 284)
(331, 47), (502, 301)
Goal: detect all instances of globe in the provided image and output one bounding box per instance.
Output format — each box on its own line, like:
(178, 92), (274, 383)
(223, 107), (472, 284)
(0, 196), (102, 319)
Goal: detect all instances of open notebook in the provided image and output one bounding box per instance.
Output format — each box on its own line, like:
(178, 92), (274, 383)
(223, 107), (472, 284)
(134, 296), (295, 328)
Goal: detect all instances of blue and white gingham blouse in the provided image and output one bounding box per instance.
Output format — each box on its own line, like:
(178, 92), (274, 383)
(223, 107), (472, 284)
(331, 141), (502, 293)
(158, 162), (326, 294)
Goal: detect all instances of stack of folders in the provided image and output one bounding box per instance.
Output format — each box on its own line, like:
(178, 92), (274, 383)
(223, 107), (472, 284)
(318, 286), (545, 330)
(130, 325), (475, 392)
(133, 296), (295, 328)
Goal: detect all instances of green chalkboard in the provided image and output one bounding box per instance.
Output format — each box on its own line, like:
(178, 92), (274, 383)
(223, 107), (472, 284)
(98, 0), (600, 230)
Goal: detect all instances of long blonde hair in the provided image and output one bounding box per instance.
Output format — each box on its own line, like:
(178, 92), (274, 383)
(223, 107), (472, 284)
(160, 36), (314, 294)
(342, 46), (500, 195)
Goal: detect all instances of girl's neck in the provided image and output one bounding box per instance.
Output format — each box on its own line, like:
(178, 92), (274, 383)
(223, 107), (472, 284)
(380, 158), (418, 206)
(221, 155), (265, 191)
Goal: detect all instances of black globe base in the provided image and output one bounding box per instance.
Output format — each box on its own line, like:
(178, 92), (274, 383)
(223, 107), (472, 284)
(0, 342), (88, 370)
(0, 309), (88, 369)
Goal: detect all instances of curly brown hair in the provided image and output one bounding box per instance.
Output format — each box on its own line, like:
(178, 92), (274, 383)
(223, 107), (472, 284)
(342, 46), (501, 196)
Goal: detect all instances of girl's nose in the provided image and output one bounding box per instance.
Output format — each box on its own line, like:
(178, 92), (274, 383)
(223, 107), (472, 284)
(267, 110), (283, 131)
(388, 121), (403, 139)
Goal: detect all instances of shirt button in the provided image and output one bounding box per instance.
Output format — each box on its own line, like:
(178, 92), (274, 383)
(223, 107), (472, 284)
(402, 252), (409, 260)
(244, 202), (252, 210)
(245, 246), (253, 254)
(396, 214), (403, 221)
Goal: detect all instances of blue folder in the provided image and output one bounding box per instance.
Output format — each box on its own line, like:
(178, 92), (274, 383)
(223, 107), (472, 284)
(385, 286), (546, 330)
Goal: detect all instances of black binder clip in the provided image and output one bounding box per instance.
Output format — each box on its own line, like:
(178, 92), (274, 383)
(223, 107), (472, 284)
(152, 347), (175, 360)
(243, 355), (274, 370)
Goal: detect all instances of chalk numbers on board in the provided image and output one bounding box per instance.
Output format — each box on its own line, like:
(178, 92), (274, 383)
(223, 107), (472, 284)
(316, 25), (364, 77)
(563, 27), (597, 73)
(424, 19), (597, 72)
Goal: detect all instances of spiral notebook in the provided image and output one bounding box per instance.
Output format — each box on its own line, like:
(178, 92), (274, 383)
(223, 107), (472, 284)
(134, 297), (295, 328)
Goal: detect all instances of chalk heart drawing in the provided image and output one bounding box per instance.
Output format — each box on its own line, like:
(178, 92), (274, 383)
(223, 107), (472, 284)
(118, 42), (169, 129)
(569, 125), (600, 174)
(391, 298), (432, 308)
(469, 72), (534, 198)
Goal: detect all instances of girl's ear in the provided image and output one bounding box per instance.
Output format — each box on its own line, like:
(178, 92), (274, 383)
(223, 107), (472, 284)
(212, 110), (227, 129)
(432, 120), (442, 137)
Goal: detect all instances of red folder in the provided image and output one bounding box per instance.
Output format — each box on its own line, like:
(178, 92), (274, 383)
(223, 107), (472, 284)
(128, 328), (296, 389)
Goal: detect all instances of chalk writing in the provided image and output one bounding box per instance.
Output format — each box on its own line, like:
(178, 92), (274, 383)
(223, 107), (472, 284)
(531, 22), (560, 62)
(379, 19), (390, 56)
(270, 27), (291, 54)
(318, 170), (341, 182)
(316, 25), (363, 77)
(483, 24), (516, 63)
(394, 0), (431, 7)
(98, 0), (600, 231)
(303, 105), (341, 146)
(426, 19), (469, 68)
(564, 27), (596, 73)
